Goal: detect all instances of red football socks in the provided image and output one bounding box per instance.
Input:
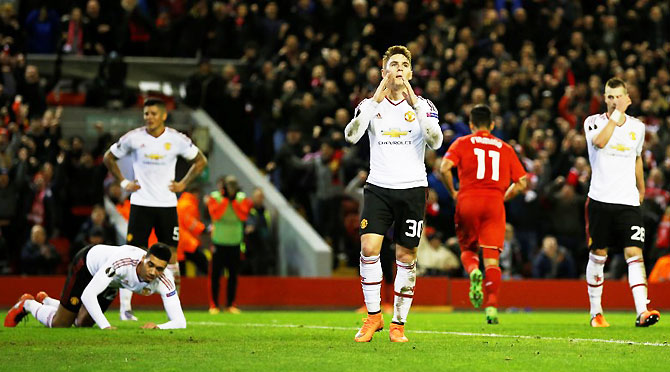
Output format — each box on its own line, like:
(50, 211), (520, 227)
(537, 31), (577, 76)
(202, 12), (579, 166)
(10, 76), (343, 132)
(460, 251), (480, 274)
(483, 265), (501, 308)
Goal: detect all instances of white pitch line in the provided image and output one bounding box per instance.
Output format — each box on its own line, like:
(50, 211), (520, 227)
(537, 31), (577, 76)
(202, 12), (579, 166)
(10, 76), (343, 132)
(190, 321), (670, 347)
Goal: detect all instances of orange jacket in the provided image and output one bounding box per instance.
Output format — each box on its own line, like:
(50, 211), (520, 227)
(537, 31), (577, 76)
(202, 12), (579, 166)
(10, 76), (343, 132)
(176, 192), (205, 261)
(206, 194), (253, 222)
(116, 199), (158, 247)
(649, 255), (670, 283)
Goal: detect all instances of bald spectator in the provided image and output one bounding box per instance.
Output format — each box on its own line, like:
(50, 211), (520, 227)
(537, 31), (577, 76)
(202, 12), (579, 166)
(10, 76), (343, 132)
(21, 225), (60, 274)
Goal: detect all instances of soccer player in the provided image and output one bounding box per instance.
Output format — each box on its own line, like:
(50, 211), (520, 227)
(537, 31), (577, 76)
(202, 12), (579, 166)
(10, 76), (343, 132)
(440, 104), (527, 324)
(4, 243), (186, 329)
(344, 45), (443, 342)
(583, 78), (660, 327)
(103, 98), (207, 321)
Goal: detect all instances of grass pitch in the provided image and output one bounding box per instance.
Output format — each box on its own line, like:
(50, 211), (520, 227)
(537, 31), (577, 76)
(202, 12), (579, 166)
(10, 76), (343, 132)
(1, 310), (668, 371)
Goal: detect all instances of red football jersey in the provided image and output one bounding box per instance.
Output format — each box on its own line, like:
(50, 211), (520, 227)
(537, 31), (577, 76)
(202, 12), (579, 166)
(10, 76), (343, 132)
(444, 131), (526, 198)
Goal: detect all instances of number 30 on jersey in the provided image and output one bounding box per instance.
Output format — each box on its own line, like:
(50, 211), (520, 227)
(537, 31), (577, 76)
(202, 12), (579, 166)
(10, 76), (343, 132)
(405, 219), (423, 238)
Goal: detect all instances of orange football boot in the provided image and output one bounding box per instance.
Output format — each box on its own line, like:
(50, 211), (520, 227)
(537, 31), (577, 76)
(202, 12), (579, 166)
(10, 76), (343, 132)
(590, 313), (610, 328)
(636, 310), (660, 327)
(4, 294), (34, 327)
(354, 313), (384, 342)
(35, 291), (48, 304)
(389, 323), (408, 342)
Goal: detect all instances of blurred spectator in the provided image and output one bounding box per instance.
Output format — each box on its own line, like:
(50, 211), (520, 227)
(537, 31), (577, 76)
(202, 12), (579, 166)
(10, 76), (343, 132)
(118, 0), (153, 56)
(72, 204), (116, 257)
(83, 0), (114, 56)
(244, 187), (275, 275)
(24, 6), (60, 54)
(184, 59), (224, 124)
(60, 6), (84, 55)
(499, 223), (525, 279)
(417, 230), (460, 276)
(17, 62), (62, 119)
(21, 224), (59, 274)
(532, 235), (577, 279)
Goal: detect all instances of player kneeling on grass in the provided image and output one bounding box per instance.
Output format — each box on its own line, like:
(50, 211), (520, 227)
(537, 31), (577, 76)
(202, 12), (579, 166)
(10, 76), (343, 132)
(4, 243), (186, 330)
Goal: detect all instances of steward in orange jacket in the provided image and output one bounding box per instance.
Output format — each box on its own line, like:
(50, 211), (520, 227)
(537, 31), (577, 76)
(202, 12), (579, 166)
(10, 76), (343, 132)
(177, 191), (206, 261)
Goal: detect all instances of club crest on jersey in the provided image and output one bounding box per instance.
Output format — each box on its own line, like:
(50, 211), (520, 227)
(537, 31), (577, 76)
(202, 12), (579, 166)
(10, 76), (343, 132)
(630, 132), (636, 141)
(127, 233), (133, 242)
(381, 128), (409, 138)
(70, 297), (80, 306)
(141, 288), (151, 296)
(164, 142), (172, 150)
(404, 111), (416, 122)
(360, 219), (368, 229)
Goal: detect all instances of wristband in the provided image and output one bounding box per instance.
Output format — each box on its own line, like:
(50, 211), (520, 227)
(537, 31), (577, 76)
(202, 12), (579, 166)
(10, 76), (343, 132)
(610, 110), (622, 124)
(120, 179), (130, 189)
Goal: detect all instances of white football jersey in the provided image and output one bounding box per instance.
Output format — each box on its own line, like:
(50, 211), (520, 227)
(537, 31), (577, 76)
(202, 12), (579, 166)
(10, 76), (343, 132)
(86, 244), (177, 296)
(110, 127), (199, 207)
(355, 97), (437, 189)
(82, 244), (184, 329)
(584, 112), (645, 206)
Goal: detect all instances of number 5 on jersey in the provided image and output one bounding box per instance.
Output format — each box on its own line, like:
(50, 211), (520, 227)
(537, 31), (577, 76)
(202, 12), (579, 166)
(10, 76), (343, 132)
(474, 148), (500, 181)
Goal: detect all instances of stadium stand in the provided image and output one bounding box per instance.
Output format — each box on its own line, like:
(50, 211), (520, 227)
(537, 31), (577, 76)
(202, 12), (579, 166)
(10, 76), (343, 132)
(0, 0), (669, 282)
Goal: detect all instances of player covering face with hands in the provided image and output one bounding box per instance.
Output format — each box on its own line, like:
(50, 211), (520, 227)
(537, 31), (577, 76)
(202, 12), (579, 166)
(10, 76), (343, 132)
(583, 78), (660, 328)
(345, 45), (443, 342)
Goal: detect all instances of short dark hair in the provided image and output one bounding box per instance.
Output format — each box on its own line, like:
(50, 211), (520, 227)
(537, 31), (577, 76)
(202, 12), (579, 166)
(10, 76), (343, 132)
(148, 242), (172, 262)
(143, 98), (166, 111)
(605, 78), (627, 92)
(470, 104), (492, 128)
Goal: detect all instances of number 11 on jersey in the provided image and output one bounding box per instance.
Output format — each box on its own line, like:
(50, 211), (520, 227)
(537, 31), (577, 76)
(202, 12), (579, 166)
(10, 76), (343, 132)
(474, 148), (500, 181)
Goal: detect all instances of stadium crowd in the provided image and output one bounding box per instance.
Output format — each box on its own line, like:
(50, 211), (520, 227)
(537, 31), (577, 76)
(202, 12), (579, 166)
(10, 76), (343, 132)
(1, 0), (670, 281)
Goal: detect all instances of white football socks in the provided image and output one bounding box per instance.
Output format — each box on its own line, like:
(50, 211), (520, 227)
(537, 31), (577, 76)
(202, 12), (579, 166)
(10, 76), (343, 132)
(42, 296), (60, 308)
(360, 254), (382, 313)
(168, 263), (181, 294)
(24, 300), (57, 328)
(393, 260), (416, 324)
(119, 288), (133, 313)
(627, 256), (649, 315)
(586, 252), (606, 317)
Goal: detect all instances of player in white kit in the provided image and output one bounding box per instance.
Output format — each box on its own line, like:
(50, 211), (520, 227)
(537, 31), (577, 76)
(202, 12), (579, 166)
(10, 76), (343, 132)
(345, 45), (443, 342)
(4, 243), (186, 329)
(103, 98), (207, 321)
(583, 78), (660, 328)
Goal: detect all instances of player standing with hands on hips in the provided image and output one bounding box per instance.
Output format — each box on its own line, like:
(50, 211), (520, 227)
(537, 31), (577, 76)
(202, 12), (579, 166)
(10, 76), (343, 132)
(583, 78), (660, 328)
(103, 98), (207, 321)
(440, 104), (527, 324)
(345, 45), (443, 342)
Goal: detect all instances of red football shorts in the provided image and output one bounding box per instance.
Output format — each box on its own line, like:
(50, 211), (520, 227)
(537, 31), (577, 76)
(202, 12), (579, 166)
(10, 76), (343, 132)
(455, 194), (505, 252)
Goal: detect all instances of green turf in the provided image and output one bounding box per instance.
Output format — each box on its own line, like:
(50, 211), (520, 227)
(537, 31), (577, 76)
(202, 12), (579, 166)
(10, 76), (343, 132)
(1, 310), (668, 371)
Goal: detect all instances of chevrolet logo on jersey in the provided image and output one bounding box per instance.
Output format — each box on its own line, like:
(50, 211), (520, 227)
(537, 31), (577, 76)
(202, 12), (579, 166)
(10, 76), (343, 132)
(382, 128), (409, 138)
(404, 111), (416, 122)
(144, 154), (165, 160)
(610, 144), (631, 152)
